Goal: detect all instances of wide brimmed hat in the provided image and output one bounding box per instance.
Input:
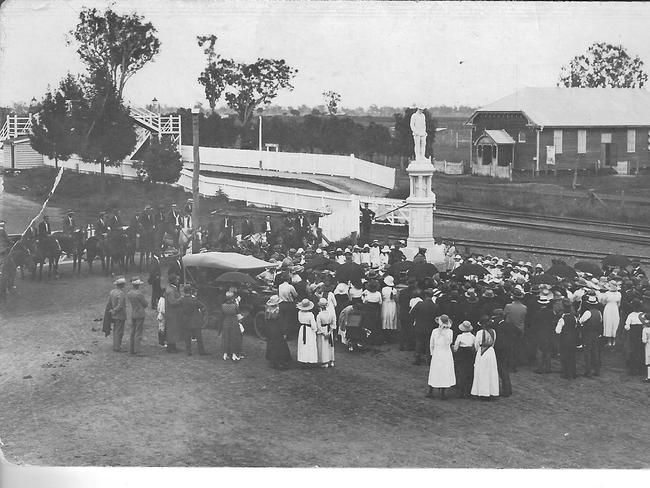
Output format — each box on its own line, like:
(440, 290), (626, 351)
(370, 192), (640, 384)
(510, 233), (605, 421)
(334, 282), (349, 295)
(482, 289), (495, 298)
(266, 295), (281, 307)
(607, 281), (619, 291)
(66, 209), (74, 214)
(585, 295), (599, 305)
(318, 298), (328, 308)
(538, 295), (551, 304)
(297, 299), (314, 311)
(114, 276), (126, 285)
(381, 245), (390, 253)
(459, 321), (473, 332)
(384, 275), (395, 287)
(437, 314), (452, 328)
(131, 277), (143, 285)
(639, 312), (650, 324)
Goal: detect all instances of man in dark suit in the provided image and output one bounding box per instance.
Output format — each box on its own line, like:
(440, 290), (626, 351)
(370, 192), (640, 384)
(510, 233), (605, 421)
(359, 203), (375, 244)
(168, 254), (183, 283)
(107, 209), (122, 231)
(263, 215), (273, 243)
(241, 214), (254, 239)
(148, 251), (163, 308)
(167, 203), (183, 246)
(492, 309), (514, 396)
(142, 205), (155, 231)
(38, 215), (51, 240)
(411, 288), (440, 365)
(154, 204), (166, 229)
(62, 210), (76, 236)
(95, 211), (108, 236)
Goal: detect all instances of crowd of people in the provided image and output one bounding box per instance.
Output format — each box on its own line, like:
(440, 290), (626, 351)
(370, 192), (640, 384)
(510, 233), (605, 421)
(101, 225), (650, 400)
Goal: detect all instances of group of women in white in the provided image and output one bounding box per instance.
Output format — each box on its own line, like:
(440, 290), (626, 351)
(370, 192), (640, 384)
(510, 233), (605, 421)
(296, 298), (336, 367)
(426, 315), (500, 400)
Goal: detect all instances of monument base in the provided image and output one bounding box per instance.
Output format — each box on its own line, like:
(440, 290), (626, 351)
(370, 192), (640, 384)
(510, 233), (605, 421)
(401, 244), (444, 265)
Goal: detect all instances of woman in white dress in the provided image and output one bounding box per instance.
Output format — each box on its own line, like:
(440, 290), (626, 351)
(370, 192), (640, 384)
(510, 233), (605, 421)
(600, 281), (622, 347)
(316, 298), (336, 367)
(381, 275), (398, 335)
(427, 315), (456, 399)
(471, 316), (500, 400)
(296, 299), (318, 366)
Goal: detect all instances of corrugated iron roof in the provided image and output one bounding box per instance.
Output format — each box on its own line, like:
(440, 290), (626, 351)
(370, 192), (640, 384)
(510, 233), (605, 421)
(482, 129), (515, 144)
(469, 87), (650, 127)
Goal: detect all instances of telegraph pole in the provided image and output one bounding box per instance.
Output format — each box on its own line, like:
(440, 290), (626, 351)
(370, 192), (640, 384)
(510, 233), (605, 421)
(191, 107), (201, 251)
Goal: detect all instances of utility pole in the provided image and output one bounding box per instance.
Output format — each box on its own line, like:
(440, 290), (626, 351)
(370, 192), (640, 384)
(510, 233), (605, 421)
(191, 107), (201, 251)
(258, 114), (263, 169)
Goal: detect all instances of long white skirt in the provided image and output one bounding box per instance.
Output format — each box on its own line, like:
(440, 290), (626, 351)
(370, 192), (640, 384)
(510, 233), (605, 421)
(297, 326), (318, 363)
(381, 301), (398, 330)
(603, 302), (620, 338)
(428, 347), (456, 387)
(317, 333), (335, 364)
(471, 347), (500, 397)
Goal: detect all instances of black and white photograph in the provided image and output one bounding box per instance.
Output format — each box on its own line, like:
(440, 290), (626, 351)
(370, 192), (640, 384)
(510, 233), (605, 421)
(0, 0), (649, 479)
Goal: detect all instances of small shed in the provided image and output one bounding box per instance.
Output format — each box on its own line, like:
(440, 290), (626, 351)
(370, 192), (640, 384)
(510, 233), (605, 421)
(473, 129), (514, 180)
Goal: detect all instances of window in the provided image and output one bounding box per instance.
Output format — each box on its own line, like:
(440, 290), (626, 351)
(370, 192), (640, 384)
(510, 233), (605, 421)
(601, 133), (611, 144)
(518, 131), (526, 143)
(553, 130), (563, 154)
(627, 129), (636, 153)
(577, 130), (586, 154)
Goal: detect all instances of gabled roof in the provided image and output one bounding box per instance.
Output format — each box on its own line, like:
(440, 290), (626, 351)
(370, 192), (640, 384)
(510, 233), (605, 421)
(478, 130), (515, 145)
(467, 87), (650, 127)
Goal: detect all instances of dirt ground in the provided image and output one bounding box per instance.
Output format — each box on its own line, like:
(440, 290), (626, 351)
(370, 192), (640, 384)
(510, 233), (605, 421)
(1, 264), (649, 468)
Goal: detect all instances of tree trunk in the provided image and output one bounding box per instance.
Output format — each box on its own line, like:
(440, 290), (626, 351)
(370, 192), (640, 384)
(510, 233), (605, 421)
(100, 160), (106, 194)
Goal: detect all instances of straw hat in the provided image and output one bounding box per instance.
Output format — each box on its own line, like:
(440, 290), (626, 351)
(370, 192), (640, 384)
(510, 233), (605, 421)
(607, 281), (619, 291)
(113, 276), (126, 285)
(585, 295), (599, 305)
(465, 290), (479, 303)
(266, 295), (281, 307)
(482, 289), (495, 298)
(381, 245), (390, 253)
(383, 275), (395, 287)
(334, 282), (349, 295)
(459, 321), (473, 332)
(130, 277), (143, 285)
(318, 298), (328, 308)
(639, 312), (650, 324)
(538, 295), (551, 304)
(297, 299), (314, 311)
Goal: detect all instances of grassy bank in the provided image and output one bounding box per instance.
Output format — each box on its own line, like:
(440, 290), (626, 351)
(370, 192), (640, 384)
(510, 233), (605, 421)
(390, 171), (650, 224)
(2, 167), (235, 225)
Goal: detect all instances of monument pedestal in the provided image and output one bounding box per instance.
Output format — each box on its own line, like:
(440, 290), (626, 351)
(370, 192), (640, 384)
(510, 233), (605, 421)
(403, 157), (437, 261)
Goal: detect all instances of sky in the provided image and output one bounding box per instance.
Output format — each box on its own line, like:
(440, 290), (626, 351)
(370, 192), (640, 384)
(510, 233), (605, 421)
(2, 0), (650, 110)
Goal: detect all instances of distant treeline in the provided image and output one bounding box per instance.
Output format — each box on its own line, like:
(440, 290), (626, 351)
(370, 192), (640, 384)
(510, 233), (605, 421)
(176, 108), (438, 161)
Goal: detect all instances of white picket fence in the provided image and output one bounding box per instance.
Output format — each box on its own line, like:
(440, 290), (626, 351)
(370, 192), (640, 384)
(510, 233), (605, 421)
(179, 145), (395, 189)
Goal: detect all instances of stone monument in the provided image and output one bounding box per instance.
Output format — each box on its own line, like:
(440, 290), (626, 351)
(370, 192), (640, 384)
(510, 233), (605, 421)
(404, 106), (436, 259)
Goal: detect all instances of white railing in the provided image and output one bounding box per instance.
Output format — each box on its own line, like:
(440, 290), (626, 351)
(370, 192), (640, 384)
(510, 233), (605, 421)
(128, 128), (151, 159)
(179, 146), (396, 189)
(1, 115), (32, 140)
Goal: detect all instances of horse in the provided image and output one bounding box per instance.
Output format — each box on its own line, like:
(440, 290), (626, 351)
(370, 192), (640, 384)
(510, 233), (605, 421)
(138, 226), (156, 271)
(103, 228), (130, 275)
(52, 230), (85, 274)
(124, 225), (139, 269)
(23, 235), (61, 280)
(178, 226), (193, 256)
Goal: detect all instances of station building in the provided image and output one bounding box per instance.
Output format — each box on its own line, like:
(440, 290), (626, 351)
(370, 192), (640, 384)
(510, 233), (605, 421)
(466, 87), (650, 177)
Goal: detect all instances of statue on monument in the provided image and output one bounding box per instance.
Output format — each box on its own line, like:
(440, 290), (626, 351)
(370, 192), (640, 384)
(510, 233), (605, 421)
(409, 105), (427, 160)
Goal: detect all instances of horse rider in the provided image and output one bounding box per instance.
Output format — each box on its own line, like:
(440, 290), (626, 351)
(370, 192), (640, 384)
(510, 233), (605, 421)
(107, 209), (122, 231)
(95, 210), (109, 248)
(184, 198), (193, 216)
(38, 215), (52, 241)
(0, 220), (11, 254)
(142, 205), (156, 232)
(241, 214), (254, 239)
(168, 203), (183, 246)
(130, 209), (144, 229)
(263, 215), (273, 241)
(62, 209), (76, 236)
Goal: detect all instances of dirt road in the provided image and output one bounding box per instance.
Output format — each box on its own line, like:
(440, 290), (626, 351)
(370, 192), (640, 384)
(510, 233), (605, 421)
(1, 266), (648, 468)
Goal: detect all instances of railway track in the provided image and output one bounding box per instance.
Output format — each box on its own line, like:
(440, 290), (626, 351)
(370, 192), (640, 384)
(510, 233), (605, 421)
(434, 208), (650, 246)
(370, 223), (650, 265)
(436, 204), (650, 234)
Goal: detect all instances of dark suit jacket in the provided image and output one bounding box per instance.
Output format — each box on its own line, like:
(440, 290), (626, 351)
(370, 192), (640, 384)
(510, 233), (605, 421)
(411, 299), (439, 331)
(38, 221), (51, 237)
